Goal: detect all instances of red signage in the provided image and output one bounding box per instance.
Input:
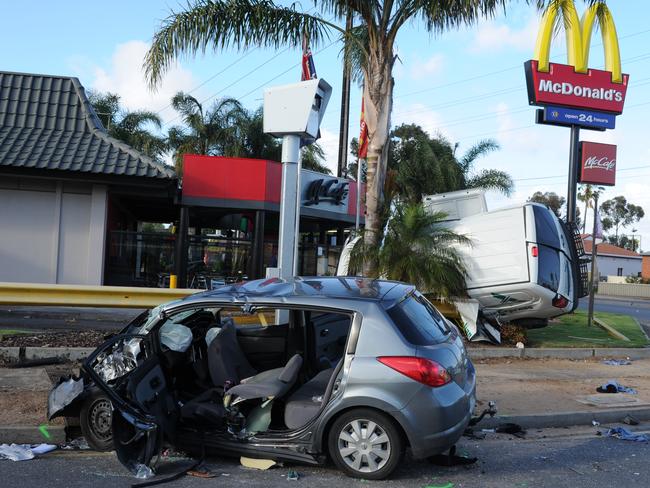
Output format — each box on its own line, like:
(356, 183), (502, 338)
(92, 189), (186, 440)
(579, 142), (616, 186)
(525, 60), (629, 114)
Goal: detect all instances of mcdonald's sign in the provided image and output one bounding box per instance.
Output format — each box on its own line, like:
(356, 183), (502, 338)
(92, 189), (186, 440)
(525, 1), (628, 115)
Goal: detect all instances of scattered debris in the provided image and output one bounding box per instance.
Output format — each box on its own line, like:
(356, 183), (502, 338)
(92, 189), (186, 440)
(592, 420), (600, 427)
(424, 483), (454, 488)
(132, 463), (155, 479)
(463, 428), (487, 440)
(596, 380), (637, 395)
(286, 470), (300, 481)
(429, 445), (477, 466)
(60, 437), (90, 450)
(495, 423), (526, 438)
(0, 443), (56, 461)
(187, 468), (217, 479)
(515, 342), (525, 349)
(240, 457), (276, 470)
(602, 359), (632, 366)
(622, 415), (640, 426)
(38, 424), (51, 440)
(605, 427), (650, 442)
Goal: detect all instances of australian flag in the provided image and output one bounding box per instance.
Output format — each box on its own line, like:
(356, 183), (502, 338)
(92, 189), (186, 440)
(301, 34), (317, 81)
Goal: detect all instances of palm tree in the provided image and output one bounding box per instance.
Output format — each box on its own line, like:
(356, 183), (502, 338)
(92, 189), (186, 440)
(88, 91), (167, 162)
(351, 203), (469, 297)
(168, 92), (245, 175)
(301, 143), (332, 174)
(391, 124), (511, 204)
(142, 0), (524, 273)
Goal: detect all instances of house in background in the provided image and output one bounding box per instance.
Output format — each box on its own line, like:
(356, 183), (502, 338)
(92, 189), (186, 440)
(582, 234), (642, 281)
(0, 70), (177, 286)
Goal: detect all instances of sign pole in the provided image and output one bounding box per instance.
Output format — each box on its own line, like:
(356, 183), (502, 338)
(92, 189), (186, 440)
(278, 135), (301, 280)
(566, 124), (580, 223)
(587, 192), (599, 327)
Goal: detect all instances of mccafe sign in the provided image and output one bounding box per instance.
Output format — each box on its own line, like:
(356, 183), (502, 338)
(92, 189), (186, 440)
(303, 178), (349, 206)
(579, 141), (616, 186)
(525, 1), (628, 114)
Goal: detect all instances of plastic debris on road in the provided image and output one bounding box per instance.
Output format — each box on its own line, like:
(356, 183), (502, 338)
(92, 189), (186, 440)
(622, 415), (640, 426)
(596, 380), (637, 395)
(424, 483), (454, 488)
(287, 469), (300, 481)
(0, 443), (57, 461)
(132, 463), (155, 479)
(603, 358), (632, 366)
(605, 427), (650, 442)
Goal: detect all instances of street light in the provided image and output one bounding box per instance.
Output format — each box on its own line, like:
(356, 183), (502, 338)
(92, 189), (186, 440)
(263, 79), (332, 281)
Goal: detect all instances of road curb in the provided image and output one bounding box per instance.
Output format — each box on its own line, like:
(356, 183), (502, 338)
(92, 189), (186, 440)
(479, 406), (650, 430)
(3, 346), (650, 362)
(0, 347), (94, 362)
(0, 425), (66, 444)
(468, 347), (650, 360)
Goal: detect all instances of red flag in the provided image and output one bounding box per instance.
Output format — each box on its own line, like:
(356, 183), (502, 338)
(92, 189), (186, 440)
(301, 34), (317, 81)
(358, 97), (369, 159)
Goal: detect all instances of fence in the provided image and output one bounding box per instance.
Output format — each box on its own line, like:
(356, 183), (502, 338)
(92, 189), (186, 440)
(597, 282), (650, 298)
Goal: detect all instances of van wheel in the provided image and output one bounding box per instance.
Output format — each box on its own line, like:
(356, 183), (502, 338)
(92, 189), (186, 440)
(80, 389), (114, 452)
(328, 409), (403, 480)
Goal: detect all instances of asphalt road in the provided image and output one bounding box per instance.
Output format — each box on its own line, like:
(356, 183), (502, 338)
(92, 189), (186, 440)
(3, 425), (649, 488)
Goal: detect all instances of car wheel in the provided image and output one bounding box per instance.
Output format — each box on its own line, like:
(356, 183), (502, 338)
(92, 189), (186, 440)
(80, 389), (114, 452)
(328, 409), (403, 480)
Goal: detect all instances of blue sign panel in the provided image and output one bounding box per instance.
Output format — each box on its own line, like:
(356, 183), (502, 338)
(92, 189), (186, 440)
(543, 106), (616, 130)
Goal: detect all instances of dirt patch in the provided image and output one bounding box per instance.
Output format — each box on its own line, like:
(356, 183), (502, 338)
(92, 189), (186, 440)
(0, 329), (116, 348)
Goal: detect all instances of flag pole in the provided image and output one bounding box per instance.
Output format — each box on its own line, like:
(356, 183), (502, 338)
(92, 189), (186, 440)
(587, 192), (599, 328)
(356, 159), (362, 230)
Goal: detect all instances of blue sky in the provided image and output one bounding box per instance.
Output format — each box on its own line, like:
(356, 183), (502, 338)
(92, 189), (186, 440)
(2, 1), (650, 247)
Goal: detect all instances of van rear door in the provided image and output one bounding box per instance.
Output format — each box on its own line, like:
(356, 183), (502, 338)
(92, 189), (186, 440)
(448, 207), (529, 289)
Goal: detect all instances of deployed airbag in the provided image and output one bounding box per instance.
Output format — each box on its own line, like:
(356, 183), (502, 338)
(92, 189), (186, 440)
(160, 322), (193, 352)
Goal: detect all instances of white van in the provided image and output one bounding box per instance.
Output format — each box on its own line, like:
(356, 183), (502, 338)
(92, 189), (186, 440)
(424, 190), (587, 326)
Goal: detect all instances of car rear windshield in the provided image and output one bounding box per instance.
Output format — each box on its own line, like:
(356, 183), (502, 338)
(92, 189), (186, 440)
(387, 295), (449, 345)
(533, 205), (561, 249)
(537, 244), (561, 292)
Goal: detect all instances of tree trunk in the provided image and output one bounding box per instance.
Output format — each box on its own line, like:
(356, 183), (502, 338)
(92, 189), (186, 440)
(361, 53), (394, 276)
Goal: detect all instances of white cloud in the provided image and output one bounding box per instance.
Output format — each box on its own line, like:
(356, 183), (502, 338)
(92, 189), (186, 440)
(393, 103), (453, 140)
(91, 40), (197, 123)
(470, 16), (538, 54)
(409, 53), (444, 81)
(317, 127), (341, 175)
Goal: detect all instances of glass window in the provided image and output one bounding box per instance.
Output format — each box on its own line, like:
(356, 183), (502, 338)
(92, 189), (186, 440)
(387, 295), (449, 346)
(533, 205), (561, 249)
(537, 245), (561, 292)
(617, 268), (623, 277)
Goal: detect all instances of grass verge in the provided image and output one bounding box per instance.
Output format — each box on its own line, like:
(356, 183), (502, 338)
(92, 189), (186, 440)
(526, 310), (649, 348)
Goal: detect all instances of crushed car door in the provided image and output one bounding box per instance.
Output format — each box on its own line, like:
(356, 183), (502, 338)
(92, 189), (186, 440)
(83, 333), (178, 473)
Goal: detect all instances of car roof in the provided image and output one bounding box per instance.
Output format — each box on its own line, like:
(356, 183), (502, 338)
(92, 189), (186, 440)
(173, 276), (413, 308)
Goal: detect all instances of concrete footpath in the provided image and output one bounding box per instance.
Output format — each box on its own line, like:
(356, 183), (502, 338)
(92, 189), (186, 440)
(2, 354), (650, 444)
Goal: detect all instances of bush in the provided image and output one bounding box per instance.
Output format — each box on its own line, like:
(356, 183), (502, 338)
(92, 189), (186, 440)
(500, 323), (528, 346)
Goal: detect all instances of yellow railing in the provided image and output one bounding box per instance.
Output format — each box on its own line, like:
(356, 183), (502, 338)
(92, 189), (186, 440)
(0, 282), (197, 308)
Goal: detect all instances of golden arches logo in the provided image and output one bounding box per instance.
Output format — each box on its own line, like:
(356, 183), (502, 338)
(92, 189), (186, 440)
(534, 0), (622, 83)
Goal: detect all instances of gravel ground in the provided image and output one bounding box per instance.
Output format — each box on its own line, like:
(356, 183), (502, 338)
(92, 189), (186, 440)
(0, 330), (116, 348)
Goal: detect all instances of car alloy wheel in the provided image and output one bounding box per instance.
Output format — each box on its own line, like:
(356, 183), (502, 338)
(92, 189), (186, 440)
(328, 408), (403, 480)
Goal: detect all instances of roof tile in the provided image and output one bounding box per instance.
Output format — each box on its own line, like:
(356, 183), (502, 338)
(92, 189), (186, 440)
(0, 70), (174, 180)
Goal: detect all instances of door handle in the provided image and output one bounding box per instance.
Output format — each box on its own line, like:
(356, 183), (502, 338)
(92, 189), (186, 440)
(320, 329), (329, 337)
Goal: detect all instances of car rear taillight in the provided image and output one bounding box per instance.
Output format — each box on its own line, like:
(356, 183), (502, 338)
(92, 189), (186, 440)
(552, 295), (569, 308)
(377, 356), (451, 387)
(531, 246), (538, 257)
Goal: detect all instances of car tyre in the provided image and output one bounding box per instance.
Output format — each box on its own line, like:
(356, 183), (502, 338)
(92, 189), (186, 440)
(79, 389), (114, 452)
(328, 408), (403, 480)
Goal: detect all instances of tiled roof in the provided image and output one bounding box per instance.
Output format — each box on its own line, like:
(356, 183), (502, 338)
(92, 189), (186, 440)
(0, 71), (174, 179)
(582, 236), (641, 258)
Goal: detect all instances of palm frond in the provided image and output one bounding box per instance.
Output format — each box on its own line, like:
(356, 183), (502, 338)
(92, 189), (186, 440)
(145, 0), (333, 87)
(460, 138), (500, 171)
(466, 169), (513, 196)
